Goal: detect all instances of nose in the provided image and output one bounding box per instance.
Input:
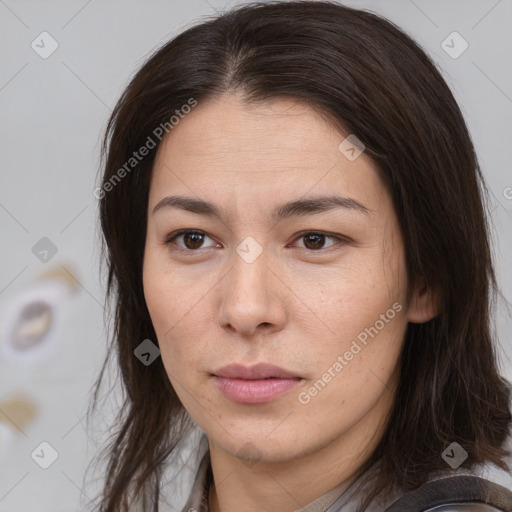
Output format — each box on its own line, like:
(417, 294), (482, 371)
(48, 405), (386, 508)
(217, 246), (287, 338)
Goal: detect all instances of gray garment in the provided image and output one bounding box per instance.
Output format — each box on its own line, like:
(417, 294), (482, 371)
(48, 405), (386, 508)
(424, 506), (503, 511)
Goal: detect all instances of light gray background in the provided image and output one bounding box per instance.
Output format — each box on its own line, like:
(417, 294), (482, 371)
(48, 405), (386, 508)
(0, 1), (511, 511)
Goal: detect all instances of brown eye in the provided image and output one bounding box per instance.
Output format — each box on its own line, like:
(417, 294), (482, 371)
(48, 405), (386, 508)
(303, 233), (326, 250)
(182, 232), (205, 249)
(165, 230), (218, 252)
(294, 231), (343, 251)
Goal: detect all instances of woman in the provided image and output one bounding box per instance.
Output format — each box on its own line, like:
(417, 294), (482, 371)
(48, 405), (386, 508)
(89, 1), (512, 511)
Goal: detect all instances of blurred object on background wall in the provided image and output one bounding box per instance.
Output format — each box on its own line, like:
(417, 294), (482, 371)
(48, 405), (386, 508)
(0, 265), (79, 459)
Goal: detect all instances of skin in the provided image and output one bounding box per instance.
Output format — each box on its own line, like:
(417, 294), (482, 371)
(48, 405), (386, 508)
(143, 92), (437, 512)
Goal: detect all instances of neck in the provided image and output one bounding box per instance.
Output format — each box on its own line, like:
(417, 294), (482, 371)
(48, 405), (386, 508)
(207, 398), (390, 512)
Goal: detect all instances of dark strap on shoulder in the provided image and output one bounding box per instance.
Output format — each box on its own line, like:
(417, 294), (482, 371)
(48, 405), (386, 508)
(383, 476), (512, 512)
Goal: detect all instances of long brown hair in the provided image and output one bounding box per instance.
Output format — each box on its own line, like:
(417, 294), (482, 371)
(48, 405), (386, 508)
(88, 1), (512, 510)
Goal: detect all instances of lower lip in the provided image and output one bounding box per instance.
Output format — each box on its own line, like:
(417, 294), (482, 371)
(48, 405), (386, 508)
(214, 376), (302, 404)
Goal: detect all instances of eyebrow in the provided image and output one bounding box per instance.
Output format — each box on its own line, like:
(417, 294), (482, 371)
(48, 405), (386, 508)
(152, 194), (370, 222)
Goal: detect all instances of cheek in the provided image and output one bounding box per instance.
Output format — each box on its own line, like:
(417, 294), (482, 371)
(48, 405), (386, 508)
(143, 242), (199, 334)
(143, 273), (177, 341)
(314, 261), (406, 340)
(143, 248), (187, 368)
(304, 245), (408, 392)
(299, 291), (406, 432)
(143, 247), (218, 383)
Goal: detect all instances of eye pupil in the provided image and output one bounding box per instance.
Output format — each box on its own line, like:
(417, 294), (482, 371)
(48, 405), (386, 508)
(304, 233), (325, 250)
(184, 232), (204, 249)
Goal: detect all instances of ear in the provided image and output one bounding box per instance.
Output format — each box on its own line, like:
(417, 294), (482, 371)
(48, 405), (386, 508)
(406, 278), (440, 324)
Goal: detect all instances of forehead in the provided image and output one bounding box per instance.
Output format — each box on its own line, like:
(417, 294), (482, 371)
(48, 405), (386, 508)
(156, 93), (342, 167)
(150, 93), (387, 213)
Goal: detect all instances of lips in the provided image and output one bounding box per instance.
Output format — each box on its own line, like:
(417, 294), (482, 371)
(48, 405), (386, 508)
(213, 363), (300, 380)
(212, 363), (302, 404)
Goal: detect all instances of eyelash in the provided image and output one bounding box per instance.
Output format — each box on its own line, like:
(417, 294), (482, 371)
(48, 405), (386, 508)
(164, 229), (350, 255)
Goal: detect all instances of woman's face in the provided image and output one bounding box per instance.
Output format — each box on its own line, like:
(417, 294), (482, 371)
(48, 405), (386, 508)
(143, 93), (426, 467)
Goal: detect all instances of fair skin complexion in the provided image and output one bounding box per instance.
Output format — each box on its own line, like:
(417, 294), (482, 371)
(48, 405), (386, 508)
(143, 93), (437, 512)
